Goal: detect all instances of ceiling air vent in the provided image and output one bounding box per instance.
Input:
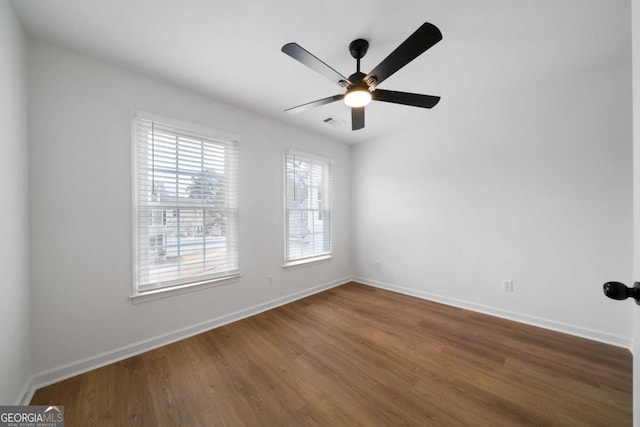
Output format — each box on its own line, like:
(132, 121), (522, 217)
(323, 117), (344, 126)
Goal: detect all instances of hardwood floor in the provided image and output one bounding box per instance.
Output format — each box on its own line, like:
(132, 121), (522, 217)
(31, 282), (632, 426)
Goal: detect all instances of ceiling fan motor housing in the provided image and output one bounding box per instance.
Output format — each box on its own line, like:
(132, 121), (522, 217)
(348, 72), (368, 88)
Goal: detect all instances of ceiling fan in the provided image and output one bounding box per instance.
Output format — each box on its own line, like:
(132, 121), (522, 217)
(281, 22), (442, 131)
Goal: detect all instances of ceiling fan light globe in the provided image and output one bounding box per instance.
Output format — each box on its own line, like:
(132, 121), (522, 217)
(344, 89), (372, 107)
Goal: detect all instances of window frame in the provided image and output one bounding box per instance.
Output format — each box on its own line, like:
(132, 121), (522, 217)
(283, 149), (333, 268)
(131, 112), (240, 302)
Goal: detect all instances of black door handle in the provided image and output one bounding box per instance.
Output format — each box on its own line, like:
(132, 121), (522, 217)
(603, 281), (640, 304)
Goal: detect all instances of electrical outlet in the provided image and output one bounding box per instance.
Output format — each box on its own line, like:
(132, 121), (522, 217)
(502, 280), (514, 292)
(268, 276), (273, 286)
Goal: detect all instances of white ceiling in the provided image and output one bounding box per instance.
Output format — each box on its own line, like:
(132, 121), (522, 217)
(11, 0), (631, 144)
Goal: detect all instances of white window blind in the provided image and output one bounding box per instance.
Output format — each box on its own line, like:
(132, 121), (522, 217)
(133, 114), (239, 295)
(284, 150), (332, 264)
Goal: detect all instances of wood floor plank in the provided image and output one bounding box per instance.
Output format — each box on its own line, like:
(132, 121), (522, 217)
(31, 282), (632, 426)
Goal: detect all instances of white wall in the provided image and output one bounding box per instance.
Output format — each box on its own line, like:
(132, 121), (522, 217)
(0, 1), (30, 404)
(27, 41), (351, 378)
(351, 61), (633, 346)
(631, 0), (640, 424)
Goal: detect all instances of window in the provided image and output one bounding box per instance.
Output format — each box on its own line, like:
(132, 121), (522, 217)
(133, 113), (239, 296)
(284, 150), (332, 265)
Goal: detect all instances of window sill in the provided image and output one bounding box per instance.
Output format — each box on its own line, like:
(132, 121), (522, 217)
(282, 255), (333, 270)
(130, 274), (240, 304)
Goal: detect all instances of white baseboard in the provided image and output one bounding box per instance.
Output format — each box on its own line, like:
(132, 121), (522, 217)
(353, 276), (631, 349)
(32, 276), (351, 390)
(14, 376), (35, 405)
(28, 275), (630, 395)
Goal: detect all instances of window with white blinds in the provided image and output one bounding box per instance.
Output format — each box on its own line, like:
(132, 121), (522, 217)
(133, 113), (239, 295)
(284, 150), (332, 265)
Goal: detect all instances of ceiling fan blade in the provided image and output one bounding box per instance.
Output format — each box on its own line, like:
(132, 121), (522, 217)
(364, 23), (442, 88)
(282, 43), (351, 87)
(285, 94), (344, 114)
(352, 107), (365, 130)
(373, 89), (440, 108)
